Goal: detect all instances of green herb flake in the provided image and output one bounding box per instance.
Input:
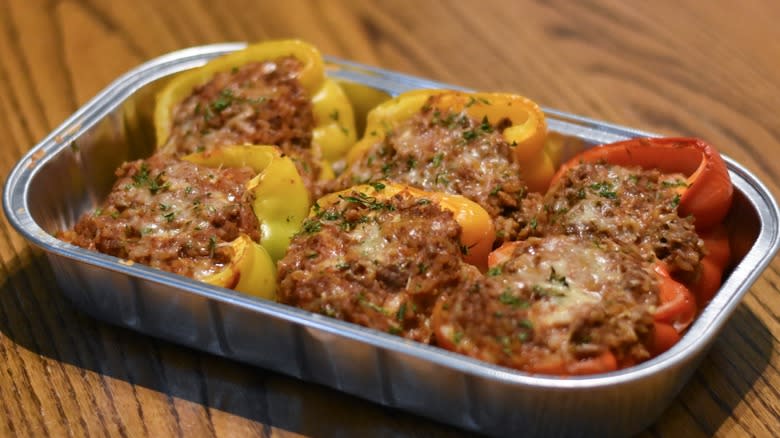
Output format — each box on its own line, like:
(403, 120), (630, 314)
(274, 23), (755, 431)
(453, 331), (464, 344)
(499, 292), (529, 308)
(589, 181), (617, 200)
(462, 130), (478, 141)
(670, 194), (681, 208)
(211, 89), (234, 113)
(359, 294), (389, 316)
(396, 303), (407, 322)
(548, 267), (569, 287)
(487, 266), (502, 277)
(662, 179), (688, 188)
(431, 153), (444, 167)
(301, 219), (322, 234)
(208, 235), (217, 258)
(370, 181), (386, 191)
(480, 116), (493, 133)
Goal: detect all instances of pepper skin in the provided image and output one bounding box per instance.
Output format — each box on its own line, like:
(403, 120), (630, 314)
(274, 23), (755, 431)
(313, 182), (495, 270)
(155, 39), (357, 164)
(345, 90), (553, 192)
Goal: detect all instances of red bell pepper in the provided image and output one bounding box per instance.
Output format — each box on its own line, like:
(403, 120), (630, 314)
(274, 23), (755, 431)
(550, 137), (733, 231)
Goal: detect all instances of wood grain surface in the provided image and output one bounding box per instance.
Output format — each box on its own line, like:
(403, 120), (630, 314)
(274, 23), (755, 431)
(1, 0), (779, 436)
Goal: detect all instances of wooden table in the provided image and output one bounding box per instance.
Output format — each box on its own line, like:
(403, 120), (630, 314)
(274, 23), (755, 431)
(1, 1), (778, 436)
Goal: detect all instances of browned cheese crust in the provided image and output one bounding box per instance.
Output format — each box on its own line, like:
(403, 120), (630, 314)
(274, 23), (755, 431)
(59, 153), (259, 279)
(434, 236), (657, 372)
(277, 189), (480, 343)
(162, 56), (322, 194)
(329, 95), (542, 243)
(538, 162), (704, 273)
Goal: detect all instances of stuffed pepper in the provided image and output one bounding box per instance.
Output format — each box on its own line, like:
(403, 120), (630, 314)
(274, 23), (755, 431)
(155, 39), (356, 196)
(277, 182), (492, 342)
(547, 137), (733, 305)
(59, 145), (309, 300)
(329, 90), (552, 243)
(435, 236), (659, 375)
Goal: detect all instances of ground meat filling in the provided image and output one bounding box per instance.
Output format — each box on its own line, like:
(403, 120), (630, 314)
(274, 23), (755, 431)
(277, 189), (480, 343)
(433, 236), (657, 373)
(538, 162), (704, 273)
(59, 154), (260, 279)
(329, 96), (540, 243)
(162, 56), (322, 194)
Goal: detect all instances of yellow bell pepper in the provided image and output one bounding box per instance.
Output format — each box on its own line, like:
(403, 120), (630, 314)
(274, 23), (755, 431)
(155, 39), (357, 163)
(183, 145), (311, 299)
(313, 182), (495, 270)
(346, 90), (552, 192)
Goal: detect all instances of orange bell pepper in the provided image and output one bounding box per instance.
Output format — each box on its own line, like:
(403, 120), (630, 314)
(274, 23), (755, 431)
(313, 182), (495, 270)
(550, 137), (733, 231)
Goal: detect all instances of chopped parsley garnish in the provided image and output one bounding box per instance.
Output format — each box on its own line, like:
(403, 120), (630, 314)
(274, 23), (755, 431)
(300, 218), (322, 234)
(338, 192), (394, 211)
(369, 181), (386, 191)
(589, 181), (617, 200)
(321, 211), (342, 221)
(208, 235), (217, 258)
(358, 294), (389, 316)
(132, 163), (169, 194)
(453, 331), (464, 344)
(431, 153), (444, 167)
(499, 291), (528, 308)
(462, 130), (478, 141)
(479, 116), (493, 133)
(670, 194), (681, 208)
(519, 318), (534, 329)
(396, 303), (407, 321)
(490, 185), (502, 196)
(330, 109), (340, 121)
(662, 179), (688, 188)
(487, 266), (502, 277)
(211, 89), (234, 113)
(163, 211), (175, 222)
(548, 267), (569, 287)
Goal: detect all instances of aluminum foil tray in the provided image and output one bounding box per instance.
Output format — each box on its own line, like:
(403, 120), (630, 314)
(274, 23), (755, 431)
(4, 43), (780, 437)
